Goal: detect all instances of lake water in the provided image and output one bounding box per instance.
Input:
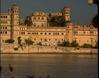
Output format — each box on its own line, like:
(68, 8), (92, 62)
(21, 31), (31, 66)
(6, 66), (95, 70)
(0, 54), (98, 78)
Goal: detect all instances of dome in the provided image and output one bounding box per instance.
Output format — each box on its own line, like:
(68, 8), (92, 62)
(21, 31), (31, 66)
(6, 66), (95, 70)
(32, 11), (46, 16)
(66, 22), (73, 26)
(11, 4), (19, 9)
(63, 6), (70, 10)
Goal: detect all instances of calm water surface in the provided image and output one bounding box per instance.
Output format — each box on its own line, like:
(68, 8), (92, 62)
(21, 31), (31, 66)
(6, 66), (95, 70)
(0, 54), (98, 78)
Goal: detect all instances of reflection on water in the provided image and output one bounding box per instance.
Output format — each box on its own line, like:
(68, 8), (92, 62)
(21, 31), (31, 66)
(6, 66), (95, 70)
(0, 54), (98, 78)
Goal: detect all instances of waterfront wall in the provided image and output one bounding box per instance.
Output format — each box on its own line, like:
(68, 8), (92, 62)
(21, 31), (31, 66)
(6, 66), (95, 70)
(1, 44), (98, 54)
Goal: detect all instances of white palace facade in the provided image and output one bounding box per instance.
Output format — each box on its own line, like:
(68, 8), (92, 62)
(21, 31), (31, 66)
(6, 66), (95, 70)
(0, 4), (98, 47)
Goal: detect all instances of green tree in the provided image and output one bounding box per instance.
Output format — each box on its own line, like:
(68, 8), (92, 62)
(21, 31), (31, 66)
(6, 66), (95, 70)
(25, 39), (34, 45)
(70, 40), (79, 47)
(82, 44), (92, 48)
(49, 16), (66, 26)
(37, 42), (42, 46)
(24, 16), (32, 26)
(5, 39), (14, 44)
(57, 41), (70, 47)
(17, 36), (22, 46)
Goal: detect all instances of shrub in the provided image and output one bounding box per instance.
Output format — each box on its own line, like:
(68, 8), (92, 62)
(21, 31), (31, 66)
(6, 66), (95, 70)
(82, 44), (92, 48)
(5, 39), (14, 44)
(49, 16), (66, 26)
(57, 41), (70, 47)
(37, 42), (42, 46)
(25, 39), (34, 45)
(70, 40), (79, 47)
(14, 47), (18, 51)
(17, 36), (22, 45)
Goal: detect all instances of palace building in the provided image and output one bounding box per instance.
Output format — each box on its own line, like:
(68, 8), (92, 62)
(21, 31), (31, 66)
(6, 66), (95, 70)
(0, 4), (98, 47)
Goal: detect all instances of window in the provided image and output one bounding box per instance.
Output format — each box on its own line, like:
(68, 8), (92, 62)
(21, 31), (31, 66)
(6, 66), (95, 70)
(21, 32), (25, 35)
(38, 17), (40, 20)
(90, 31), (94, 34)
(32, 32), (38, 35)
(28, 32), (30, 34)
(1, 16), (7, 18)
(5, 31), (7, 34)
(53, 32), (59, 35)
(41, 38), (42, 41)
(34, 17), (36, 20)
(83, 31), (85, 34)
(0, 16), (2, 18)
(49, 33), (51, 35)
(42, 23), (44, 27)
(42, 17), (44, 20)
(45, 32), (47, 35)
(0, 31), (2, 34)
(40, 33), (43, 35)
(3, 27), (5, 29)
(2, 40), (5, 43)
(62, 39), (64, 41)
(61, 33), (64, 35)
(87, 40), (89, 42)
(44, 39), (47, 41)
(55, 39), (57, 41)
(34, 38), (36, 41)
(5, 27), (7, 29)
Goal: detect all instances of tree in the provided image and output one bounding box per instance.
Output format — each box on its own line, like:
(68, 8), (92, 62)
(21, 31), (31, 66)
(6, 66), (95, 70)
(25, 39), (34, 46)
(70, 40), (79, 47)
(49, 16), (66, 26)
(5, 39), (14, 44)
(37, 42), (42, 46)
(57, 41), (70, 47)
(17, 36), (22, 46)
(24, 16), (32, 26)
(82, 44), (92, 48)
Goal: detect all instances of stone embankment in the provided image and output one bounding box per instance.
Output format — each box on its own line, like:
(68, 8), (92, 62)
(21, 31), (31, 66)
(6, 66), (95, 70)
(1, 44), (98, 54)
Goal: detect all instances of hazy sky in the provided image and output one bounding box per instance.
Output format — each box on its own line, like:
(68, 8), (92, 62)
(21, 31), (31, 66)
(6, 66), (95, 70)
(1, 0), (97, 24)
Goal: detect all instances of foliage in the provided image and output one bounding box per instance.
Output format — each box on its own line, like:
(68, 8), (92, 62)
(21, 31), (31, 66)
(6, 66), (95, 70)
(25, 39), (34, 45)
(57, 40), (79, 47)
(37, 42), (42, 46)
(14, 47), (18, 51)
(17, 36), (22, 46)
(49, 16), (66, 26)
(24, 16), (32, 26)
(70, 40), (79, 47)
(5, 39), (14, 44)
(57, 41), (70, 47)
(82, 44), (92, 48)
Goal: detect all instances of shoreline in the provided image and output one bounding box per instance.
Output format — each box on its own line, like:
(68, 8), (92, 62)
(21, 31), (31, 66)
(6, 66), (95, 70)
(1, 45), (98, 54)
(0, 52), (98, 55)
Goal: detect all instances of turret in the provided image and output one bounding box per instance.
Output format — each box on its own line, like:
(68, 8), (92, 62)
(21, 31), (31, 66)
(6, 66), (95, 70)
(62, 6), (71, 22)
(8, 4), (20, 26)
(65, 22), (74, 43)
(8, 4), (20, 39)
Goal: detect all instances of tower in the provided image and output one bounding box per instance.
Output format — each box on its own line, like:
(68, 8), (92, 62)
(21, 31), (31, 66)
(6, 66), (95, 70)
(62, 6), (71, 22)
(8, 4), (20, 39)
(65, 22), (74, 43)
